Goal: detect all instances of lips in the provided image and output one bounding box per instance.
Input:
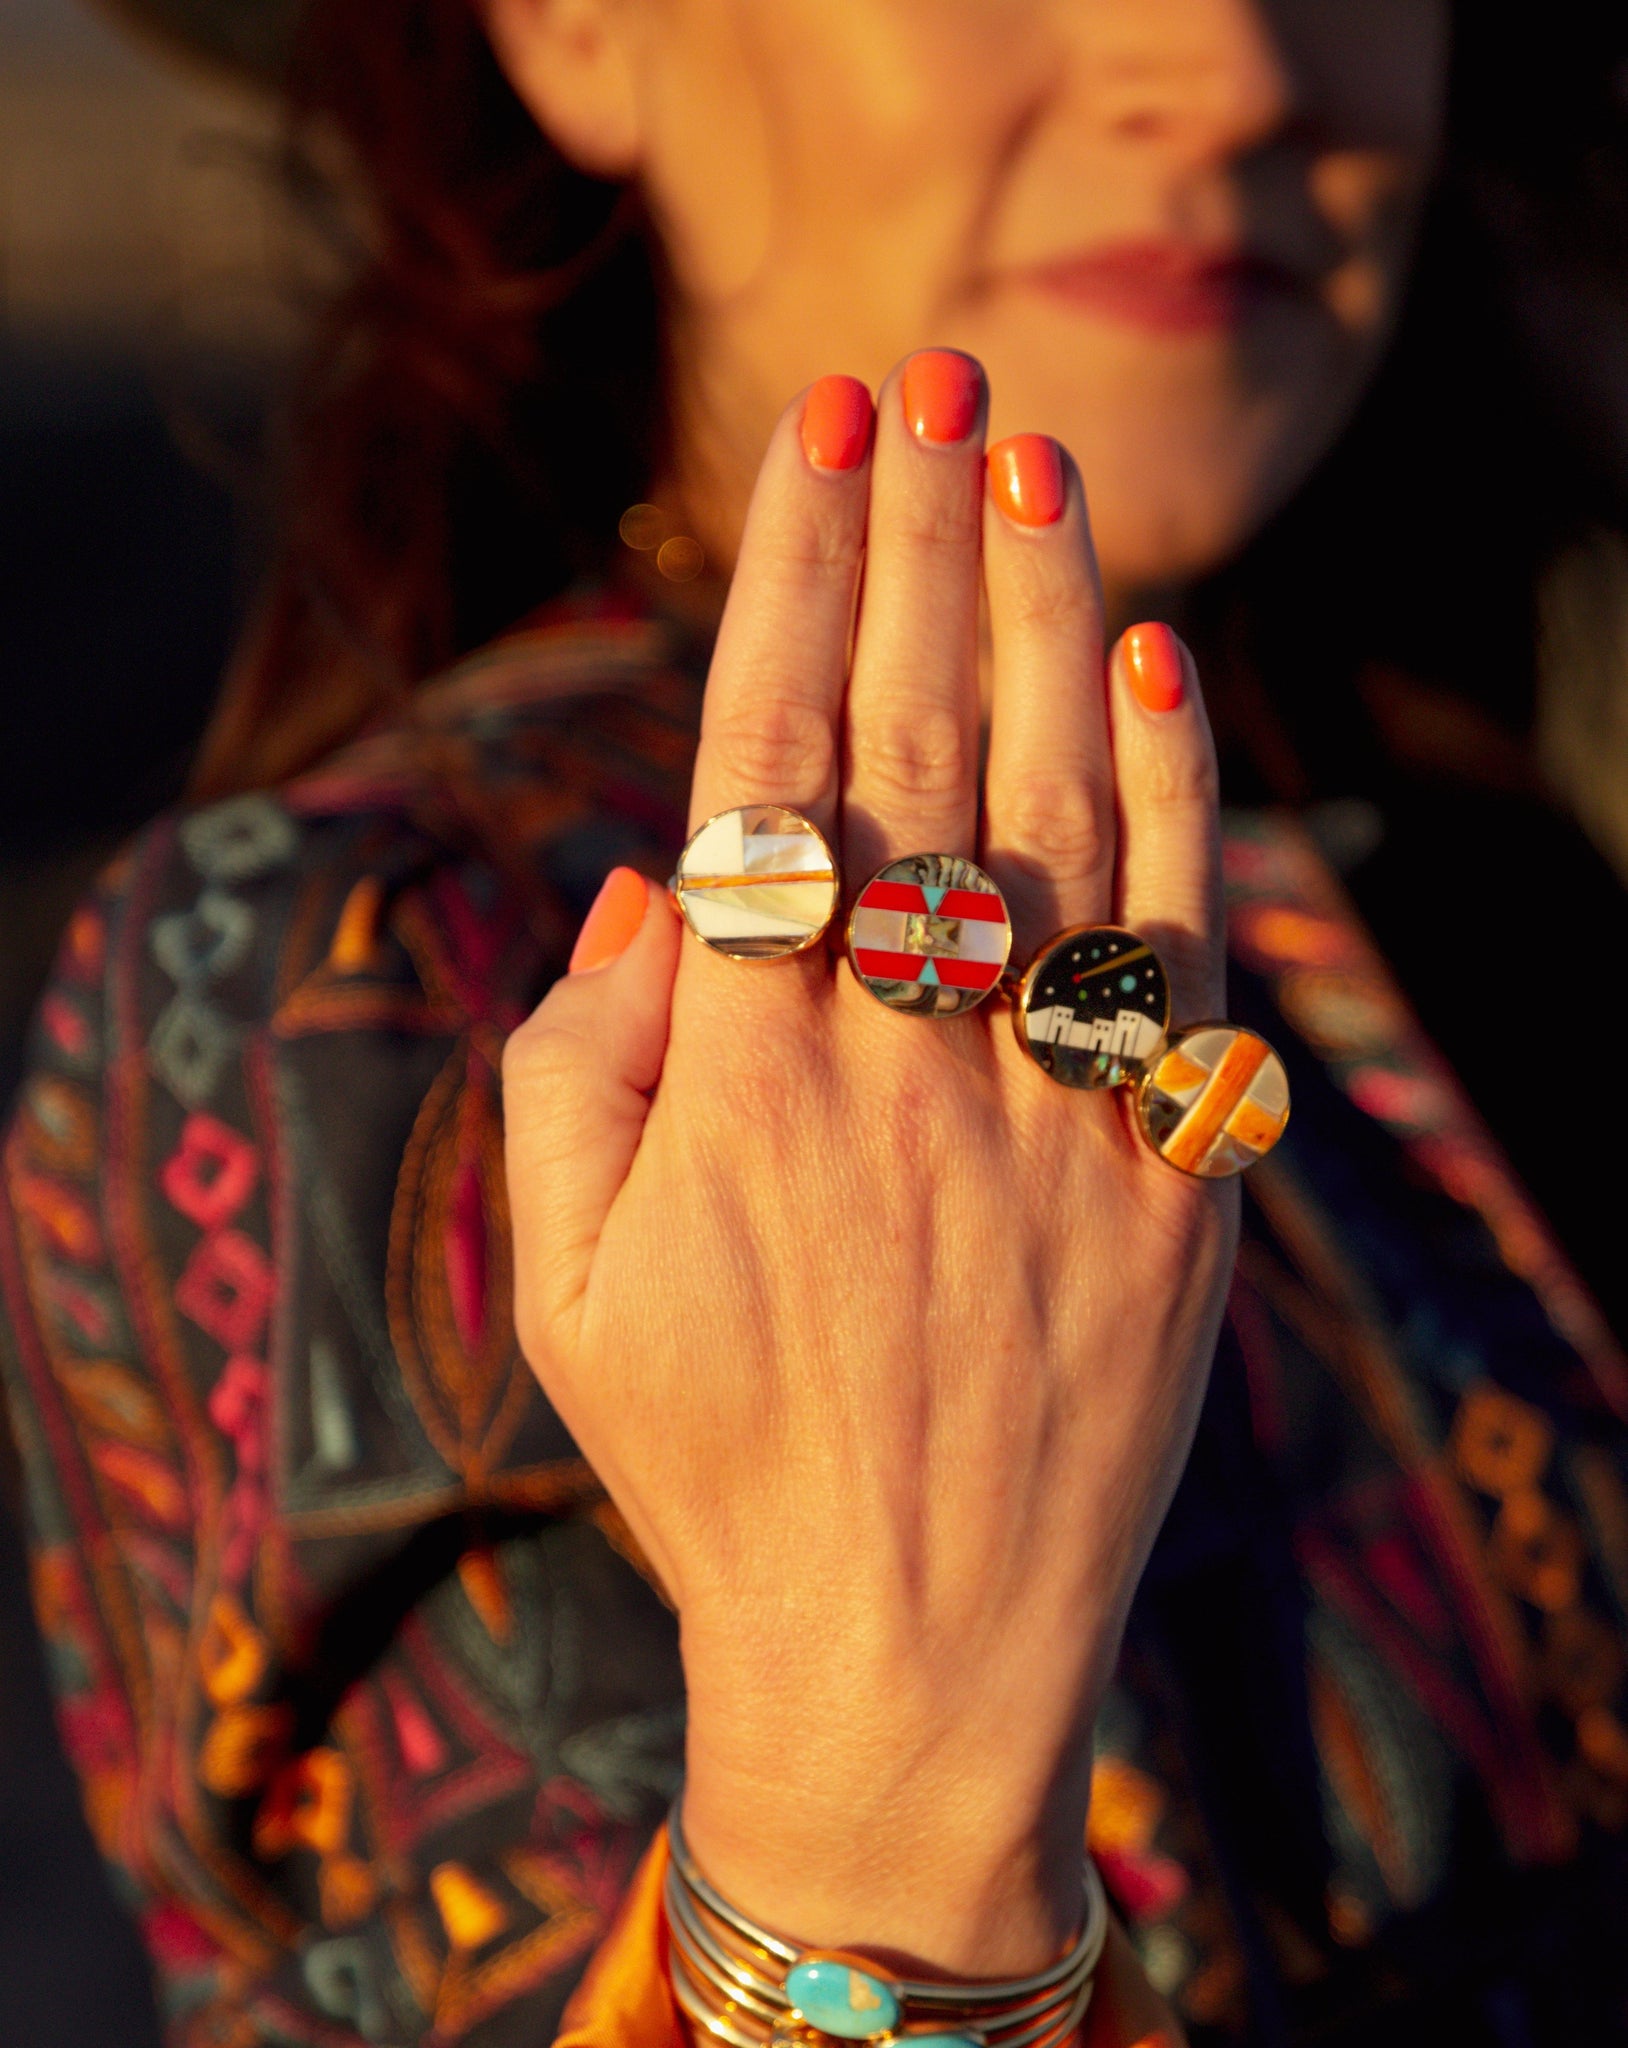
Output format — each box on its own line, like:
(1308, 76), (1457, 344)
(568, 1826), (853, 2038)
(1020, 240), (1306, 335)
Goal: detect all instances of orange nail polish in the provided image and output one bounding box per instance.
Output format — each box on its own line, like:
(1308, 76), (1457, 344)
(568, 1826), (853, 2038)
(1121, 622), (1186, 714)
(569, 867), (649, 973)
(901, 350), (981, 444)
(801, 375), (873, 471)
(987, 435), (1065, 527)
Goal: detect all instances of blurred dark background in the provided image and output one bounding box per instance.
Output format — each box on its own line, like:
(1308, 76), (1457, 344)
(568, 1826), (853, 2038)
(1, 2), (302, 2034)
(6, 5), (1628, 2042)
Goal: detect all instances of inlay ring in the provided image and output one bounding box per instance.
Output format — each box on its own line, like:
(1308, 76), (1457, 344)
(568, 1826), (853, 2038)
(846, 854), (1013, 1018)
(1136, 1022), (1291, 1176)
(1012, 924), (1170, 1089)
(673, 805), (839, 961)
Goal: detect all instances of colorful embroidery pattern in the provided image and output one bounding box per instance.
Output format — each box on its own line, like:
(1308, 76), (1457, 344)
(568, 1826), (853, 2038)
(2, 617), (1628, 2045)
(0, 596), (698, 2045)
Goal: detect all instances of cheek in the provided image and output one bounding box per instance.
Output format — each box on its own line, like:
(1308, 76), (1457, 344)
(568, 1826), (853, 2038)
(646, 0), (1046, 313)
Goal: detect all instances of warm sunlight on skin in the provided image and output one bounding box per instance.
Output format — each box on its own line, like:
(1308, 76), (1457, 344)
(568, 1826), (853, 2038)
(490, 0), (1451, 611)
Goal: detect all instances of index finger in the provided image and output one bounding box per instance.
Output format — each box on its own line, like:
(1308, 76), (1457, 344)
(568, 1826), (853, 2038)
(688, 376), (873, 835)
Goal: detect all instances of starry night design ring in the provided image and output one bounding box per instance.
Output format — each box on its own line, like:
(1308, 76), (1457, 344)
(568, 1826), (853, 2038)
(673, 805), (839, 961)
(1013, 925), (1170, 1089)
(846, 854), (1012, 1018)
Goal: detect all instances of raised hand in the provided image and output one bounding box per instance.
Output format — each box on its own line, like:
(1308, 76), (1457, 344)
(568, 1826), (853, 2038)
(503, 351), (1233, 1981)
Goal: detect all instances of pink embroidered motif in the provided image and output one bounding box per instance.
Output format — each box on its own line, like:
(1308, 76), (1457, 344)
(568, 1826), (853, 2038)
(208, 1357), (268, 1474)
(160, 1115), (261, 1232)
(447, 1150), (488, 1358)
(383, 1674), (449, 1777)
(175, 1231), (276, 1353)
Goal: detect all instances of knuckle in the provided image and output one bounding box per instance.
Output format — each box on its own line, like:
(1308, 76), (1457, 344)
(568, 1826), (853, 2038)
(1002, 773), (1113, 881)
(501, 1018), (584, 1098)
(1136, 738), (1220, 816)
(755, 507), (860, 581)
(892, 482), (983, 558)
(708, 695), (836, 799)
(501, 1017), (551, 1089)
(858, 703), (971, 807)
(1003, 568), (1097, 640)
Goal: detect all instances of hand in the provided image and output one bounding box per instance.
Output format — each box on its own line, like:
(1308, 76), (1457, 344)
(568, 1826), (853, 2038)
(503, 353), (1234, 1979)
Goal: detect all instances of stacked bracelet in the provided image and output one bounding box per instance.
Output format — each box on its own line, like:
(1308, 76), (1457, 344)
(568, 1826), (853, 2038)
(664, 1800), (1108, 2048)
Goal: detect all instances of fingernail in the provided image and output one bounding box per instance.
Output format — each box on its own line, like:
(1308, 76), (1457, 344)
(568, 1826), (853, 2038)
(901, 349), (981, 444)
(801, 375), (873, 472)
(569, 867), (649, 973)
(987, 434), (1065, 527)
(1120, 622), (1186, 714)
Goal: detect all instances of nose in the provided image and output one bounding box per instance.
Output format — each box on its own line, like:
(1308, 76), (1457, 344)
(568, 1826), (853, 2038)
(1087, 0), (1301, 161)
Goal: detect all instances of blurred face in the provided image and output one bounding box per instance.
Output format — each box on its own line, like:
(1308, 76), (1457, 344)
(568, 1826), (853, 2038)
(503, 0), (1451, 601)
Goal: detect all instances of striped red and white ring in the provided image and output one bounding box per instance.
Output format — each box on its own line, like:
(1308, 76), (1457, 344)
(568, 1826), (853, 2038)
(845, 854), (1012, 1020)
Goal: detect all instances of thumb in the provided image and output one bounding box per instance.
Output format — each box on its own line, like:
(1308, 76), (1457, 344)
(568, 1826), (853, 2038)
(503, 868), (681, 1355)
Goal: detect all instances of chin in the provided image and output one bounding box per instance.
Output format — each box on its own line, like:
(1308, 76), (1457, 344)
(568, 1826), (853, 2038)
(1069, 423), (1311, 596)
(978, 308), (1364, 591)
(1089, 497), (1259, 596)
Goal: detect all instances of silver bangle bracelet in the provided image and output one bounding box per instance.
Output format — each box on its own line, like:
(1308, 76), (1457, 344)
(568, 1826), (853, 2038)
(663, 1795), (1108, 2047)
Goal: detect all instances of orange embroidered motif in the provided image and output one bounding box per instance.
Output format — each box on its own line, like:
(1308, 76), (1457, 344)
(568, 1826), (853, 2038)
(254, 1748), (354, 1860)
(199, 1594), (269, 1708)
(198, 1704), (293, 1798)
(1451, 1383), (1556, 1498)
(430, 1862), (510, 1951)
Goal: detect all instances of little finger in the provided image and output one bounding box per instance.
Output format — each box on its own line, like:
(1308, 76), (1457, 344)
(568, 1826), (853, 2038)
(1109, 624), (1224, 1024)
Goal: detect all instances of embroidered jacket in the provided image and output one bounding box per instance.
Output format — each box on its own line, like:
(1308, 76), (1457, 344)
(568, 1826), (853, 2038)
(4, 590), (1628, 2048)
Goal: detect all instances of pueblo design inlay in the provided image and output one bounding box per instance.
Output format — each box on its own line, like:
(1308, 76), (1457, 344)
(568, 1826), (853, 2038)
(674, 805), (838, 960)
(1138, 1024), (1290, 1177)
(847, 855), (1011, 1017)
(1016, 925), (1169, 1088)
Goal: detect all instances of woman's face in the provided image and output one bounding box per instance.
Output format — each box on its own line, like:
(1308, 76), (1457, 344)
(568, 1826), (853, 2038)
(504, 0), (1451, 600)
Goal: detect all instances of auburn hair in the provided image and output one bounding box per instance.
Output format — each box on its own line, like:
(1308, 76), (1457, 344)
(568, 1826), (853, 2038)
(191, 0), (665, 796)
(192, 0), (1628, 800)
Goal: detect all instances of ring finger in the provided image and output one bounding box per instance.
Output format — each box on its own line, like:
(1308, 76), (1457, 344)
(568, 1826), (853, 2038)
(980, 433), (1113, 952)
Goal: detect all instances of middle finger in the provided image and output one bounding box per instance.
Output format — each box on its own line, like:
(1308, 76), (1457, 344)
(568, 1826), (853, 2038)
(842, 350), (989, 879)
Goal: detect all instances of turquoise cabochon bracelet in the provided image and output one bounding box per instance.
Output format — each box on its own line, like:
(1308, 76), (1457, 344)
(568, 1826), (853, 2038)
(664, 1798), (1108, 2048)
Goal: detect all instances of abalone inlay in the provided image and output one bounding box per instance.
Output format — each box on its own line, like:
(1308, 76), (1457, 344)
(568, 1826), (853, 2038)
(1016, 924), (1169, 1088)
(847, 855), (1011, 1018)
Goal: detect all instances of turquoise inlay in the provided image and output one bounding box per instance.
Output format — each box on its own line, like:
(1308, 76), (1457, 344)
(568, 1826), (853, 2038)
(920, 885), (947, 912)
(918, 958), (942, 986)
(1120, 973), (1137, 992)
(785, 1961), (899, 2039)
(896, 2036), (981, 2047)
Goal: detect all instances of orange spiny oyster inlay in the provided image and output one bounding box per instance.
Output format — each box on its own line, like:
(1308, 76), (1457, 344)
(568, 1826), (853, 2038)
(1138, 1025), (1290, 1177)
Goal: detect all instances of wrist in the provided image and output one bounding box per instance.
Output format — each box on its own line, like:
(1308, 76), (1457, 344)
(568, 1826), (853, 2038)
(679, 1636), (1100, 1977)
(666, 1798), (1108, 2048)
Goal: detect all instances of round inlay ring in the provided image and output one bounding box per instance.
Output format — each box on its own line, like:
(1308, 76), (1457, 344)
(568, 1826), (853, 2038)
(674, 805), (839, 961)
(1137, 1023), (1291, 1177)
(1012, 924), (1170, 1089)
(846, 854), (1012, 1018)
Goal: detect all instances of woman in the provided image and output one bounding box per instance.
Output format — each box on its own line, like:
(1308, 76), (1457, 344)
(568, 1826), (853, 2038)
(6, 0), (1628, 2042)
